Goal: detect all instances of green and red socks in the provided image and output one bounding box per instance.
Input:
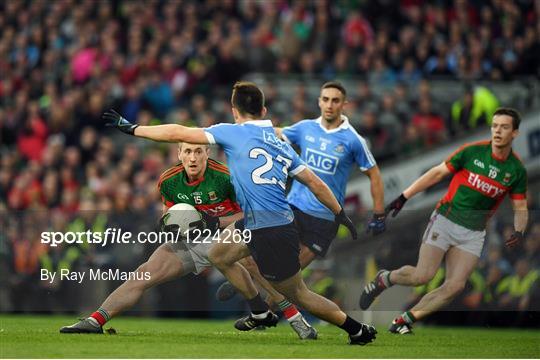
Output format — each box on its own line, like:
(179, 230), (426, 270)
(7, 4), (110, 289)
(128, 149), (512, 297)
(378, 270), (393, 289)
(88, 308), (111, 327)
(394, 311), (416, 325)
(277, 299), (301, 321)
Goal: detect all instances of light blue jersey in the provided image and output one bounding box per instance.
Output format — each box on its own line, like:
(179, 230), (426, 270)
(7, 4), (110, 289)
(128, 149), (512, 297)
(282, 116), (376, 221)
(205, 120), (306, 230)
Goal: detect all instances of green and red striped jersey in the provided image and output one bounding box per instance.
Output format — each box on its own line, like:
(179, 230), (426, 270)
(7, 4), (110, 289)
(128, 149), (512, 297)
(437, 140), (527, 231)
(158, 158), (241, 217)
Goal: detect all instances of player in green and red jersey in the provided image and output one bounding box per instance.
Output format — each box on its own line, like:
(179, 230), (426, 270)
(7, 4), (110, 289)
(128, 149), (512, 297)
(359, 108), (528, 334)
(60, 143), (315, 338)
(158, 151), (241, 217)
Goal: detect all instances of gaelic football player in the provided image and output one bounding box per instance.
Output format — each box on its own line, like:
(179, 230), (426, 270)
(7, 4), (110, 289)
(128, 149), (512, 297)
(104, 81), (377, 345)
(220, 81), (386, 330)
(60, 142), (313, 338)
(360, 108), (528, 334)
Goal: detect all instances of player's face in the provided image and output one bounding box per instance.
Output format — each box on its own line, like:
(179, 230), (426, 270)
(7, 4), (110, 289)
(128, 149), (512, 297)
(178, 144), (209, 179)
(318, 88), (346, 122)
(491, 115), (518, 148)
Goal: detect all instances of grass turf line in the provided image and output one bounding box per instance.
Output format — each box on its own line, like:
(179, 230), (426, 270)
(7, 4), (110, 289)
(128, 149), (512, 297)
(1, 315), (539, 358)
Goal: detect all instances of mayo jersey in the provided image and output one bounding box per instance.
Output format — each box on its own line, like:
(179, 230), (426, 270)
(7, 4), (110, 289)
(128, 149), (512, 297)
(158, 158), (241, 217)
(205, 120), (306, 230)
(438, 140), (527, 231)
(282, 116), (376, 220)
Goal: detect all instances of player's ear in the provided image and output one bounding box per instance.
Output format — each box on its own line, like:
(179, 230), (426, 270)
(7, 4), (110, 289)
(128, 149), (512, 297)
(261, 106), (267, 118)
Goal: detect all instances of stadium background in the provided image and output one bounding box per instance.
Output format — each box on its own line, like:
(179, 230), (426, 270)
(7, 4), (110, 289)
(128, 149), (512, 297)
(1, 0), (539, 333)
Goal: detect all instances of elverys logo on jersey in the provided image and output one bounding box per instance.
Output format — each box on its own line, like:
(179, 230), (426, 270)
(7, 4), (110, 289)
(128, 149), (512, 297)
(467, 173), (506, 198)
(305, 148), (339, 175)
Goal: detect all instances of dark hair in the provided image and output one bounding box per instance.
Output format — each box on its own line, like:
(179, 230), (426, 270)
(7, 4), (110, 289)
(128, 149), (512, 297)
(493, 107), (521, 130)
(321, 81), (347, 98)
(231, 81), (264, 117)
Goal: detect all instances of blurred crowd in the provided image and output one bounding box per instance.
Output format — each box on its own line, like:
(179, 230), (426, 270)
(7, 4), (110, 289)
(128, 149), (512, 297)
(0, 0), (539, 321)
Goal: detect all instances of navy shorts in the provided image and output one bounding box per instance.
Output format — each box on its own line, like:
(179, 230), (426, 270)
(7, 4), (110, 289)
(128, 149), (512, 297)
(246, 222), (300, 282)
(291, 206), (338, 257)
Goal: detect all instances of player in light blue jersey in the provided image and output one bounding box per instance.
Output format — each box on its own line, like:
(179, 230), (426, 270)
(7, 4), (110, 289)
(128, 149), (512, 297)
(104, 81), (377, 345)
(216, 81), (386, 314)
(275, 81), (386, 265)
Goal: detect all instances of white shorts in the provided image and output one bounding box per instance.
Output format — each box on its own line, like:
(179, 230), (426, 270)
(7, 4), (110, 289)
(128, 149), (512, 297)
(422, 211), (486, 257)
(163, 240), (212, 275)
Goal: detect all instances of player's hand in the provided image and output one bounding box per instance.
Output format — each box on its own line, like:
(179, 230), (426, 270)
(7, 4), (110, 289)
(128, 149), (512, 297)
(159, 213), (179, 234)
(336, 208), (357, 240)
(385, 193), (408, 218)
(103, 109), (139, 135)
(200, 211), (220, 233)
(505, 231), (523, 248)
(366, 213), (386, 236)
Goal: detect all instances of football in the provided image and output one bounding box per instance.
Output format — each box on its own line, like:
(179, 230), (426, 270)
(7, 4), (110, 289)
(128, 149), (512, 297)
(162, 203), (203, 234)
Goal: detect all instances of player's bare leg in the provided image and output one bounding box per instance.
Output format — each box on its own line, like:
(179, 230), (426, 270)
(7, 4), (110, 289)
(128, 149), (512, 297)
(388, 243), (446, 286)
(217, 243), (316, 301)
(360, 243), (445, 310)
(270, 271), (376, 345)
(238, 256), (318, 339)
(217, 243), (321, 339)
(60, 244), (184, 333)
(208, 231), (279, 330)
(389, 246), (478, 334)
(100, 245), (185, 317)
(270, 271), (343, 323)
(411, 246), (478, 312)
(208, 238), (255, 298)
(299, 243), (317, 269)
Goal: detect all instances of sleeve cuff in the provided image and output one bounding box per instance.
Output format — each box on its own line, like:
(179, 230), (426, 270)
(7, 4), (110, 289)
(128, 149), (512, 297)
(445, 162), (457, 173)
(510, 193), (526, 200)
(289, 164), (306, 176)
(204, 131), (216, 144)
(360, 163), (376, 172)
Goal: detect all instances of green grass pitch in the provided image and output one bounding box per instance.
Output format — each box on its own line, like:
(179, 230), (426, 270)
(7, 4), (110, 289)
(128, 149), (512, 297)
(1, 315), (539, 358)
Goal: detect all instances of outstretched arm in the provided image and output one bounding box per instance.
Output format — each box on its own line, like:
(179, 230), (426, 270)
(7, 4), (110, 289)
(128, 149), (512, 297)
(104, 109), (209, 144)
(403, 162), (452, 199)
(386, 161), (452, 217)
(135, 125), (209, 144)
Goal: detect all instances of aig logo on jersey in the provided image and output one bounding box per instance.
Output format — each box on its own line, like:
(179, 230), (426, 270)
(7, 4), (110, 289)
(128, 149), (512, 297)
(305, 148), (339, 175)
